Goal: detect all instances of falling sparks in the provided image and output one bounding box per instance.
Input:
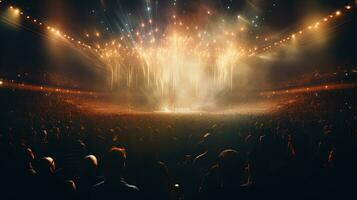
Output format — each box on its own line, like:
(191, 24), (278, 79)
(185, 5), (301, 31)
(99, 18), (248, 108)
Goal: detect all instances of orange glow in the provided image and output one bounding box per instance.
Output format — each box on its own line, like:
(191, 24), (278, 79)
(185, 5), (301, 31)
(14, 8), (20, 15)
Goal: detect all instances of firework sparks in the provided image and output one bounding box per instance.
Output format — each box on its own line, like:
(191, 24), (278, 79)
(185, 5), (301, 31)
(97, 3), (251, 109)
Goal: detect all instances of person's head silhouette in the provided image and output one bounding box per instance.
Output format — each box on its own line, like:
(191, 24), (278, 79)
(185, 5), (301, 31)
(104, 147), (127, 180)
(80, 155), (98, 178)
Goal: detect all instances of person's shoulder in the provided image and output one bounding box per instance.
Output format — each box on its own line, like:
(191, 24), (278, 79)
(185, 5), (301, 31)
(196, 152), (208, 159)
(120, 180), (141, 199)
(121, 180), (140, 192)
(90, 181), (105, 200)
(209, 164), (219, 172)
(194, 152), (208, 164)
(92, 180), (105, 191)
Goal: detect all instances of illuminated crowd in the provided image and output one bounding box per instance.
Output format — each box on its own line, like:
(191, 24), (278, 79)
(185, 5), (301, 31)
(0, 86), (356, 200)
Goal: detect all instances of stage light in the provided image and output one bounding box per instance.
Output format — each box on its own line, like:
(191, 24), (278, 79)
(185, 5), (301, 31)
(335, 11), (341, 16)
(0, 80), (3, 85)
(314, 22), (320, 28)
(14, 8), (20, 15)
(346, 5), (351, 10)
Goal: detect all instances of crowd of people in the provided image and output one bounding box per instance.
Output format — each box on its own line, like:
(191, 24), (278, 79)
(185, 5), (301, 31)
(0, 87), (356, 200)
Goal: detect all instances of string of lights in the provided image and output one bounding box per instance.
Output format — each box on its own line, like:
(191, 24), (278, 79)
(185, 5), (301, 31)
(249, 2), (357, 56)
(1, 0), (356, 54)
(0, 2), (102, 54)
(2, 1), (355, 60)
